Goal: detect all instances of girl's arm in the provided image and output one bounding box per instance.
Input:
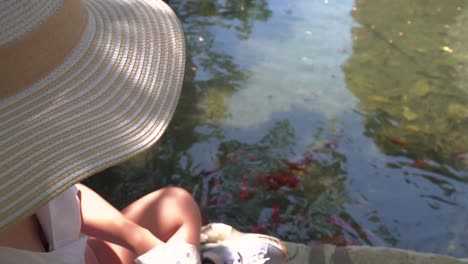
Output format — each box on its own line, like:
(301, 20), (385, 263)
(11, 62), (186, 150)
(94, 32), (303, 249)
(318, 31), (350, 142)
(76, 183), (161, 256)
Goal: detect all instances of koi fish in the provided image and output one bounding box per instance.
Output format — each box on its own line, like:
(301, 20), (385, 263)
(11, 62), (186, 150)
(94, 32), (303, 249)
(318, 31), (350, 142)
(239, 151), (258, 161)
(210, 177), (222, 193)
(272, 204), (280, 224)
(208, 194), (232, 206)
(326, 216), (354, 230)
(282, 159), (307, 172)
(294, 216), (313, 227)
(454, 152), (468, 159)
(251, 206), (281, 234)
(240, 176), (248, 201)
(260, 174), (300, 190)
(296, 155), (315, 166)
(326, 216), (385, 246)
(251, 224), (274, 233)
(408, 160), (427, 167)
(325, 138), (340, 150)
(227, 155), (243, 167)
(388, 138), (409, 148)
(200, 171), (219, 208)
(201, 167), (219, 176)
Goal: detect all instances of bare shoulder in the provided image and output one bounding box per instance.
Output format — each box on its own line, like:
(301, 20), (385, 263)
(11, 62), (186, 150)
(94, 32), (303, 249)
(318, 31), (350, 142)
(0, 215), (46, 252)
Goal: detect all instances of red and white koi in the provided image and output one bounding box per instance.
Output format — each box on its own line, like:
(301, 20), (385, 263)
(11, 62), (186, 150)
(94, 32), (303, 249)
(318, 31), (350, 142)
(259, 174), (300, 191)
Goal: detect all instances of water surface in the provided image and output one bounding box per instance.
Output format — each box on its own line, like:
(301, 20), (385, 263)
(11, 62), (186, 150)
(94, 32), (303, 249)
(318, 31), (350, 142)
(86, 0), (468, 257)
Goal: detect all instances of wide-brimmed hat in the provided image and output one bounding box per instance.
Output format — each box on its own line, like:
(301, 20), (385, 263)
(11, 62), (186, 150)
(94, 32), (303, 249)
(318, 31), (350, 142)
(0, 0), (185, 231)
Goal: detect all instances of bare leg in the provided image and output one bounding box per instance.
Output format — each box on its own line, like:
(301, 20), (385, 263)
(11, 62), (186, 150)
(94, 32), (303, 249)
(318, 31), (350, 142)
(121, 186), (201, 245)
(78, 184), (202, 264)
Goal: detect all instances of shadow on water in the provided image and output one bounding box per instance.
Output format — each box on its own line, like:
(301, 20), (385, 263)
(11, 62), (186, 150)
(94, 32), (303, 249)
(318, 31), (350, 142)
(85, 0), (468, 258)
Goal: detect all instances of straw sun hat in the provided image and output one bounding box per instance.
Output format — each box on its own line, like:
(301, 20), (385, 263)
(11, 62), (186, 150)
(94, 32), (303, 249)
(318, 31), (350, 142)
(0, 0), (185, 231)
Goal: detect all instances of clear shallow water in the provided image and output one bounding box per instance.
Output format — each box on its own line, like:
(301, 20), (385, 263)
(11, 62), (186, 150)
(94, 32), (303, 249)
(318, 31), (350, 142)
(86, 0), (468, 257)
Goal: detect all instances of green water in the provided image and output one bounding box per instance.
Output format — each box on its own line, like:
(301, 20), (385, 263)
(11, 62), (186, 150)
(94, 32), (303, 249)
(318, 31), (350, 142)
(86, 0), (468, 257)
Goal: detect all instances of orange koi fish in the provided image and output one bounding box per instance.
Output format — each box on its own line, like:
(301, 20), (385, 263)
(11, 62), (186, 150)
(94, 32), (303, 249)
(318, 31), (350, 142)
(388, 138), (409, 148)
(408, 160), (427, 167)
(282, 159), (307, 172)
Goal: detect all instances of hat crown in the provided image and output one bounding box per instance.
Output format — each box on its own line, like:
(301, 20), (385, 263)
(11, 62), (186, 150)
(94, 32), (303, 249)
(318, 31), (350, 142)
(0, 0), (63, 46)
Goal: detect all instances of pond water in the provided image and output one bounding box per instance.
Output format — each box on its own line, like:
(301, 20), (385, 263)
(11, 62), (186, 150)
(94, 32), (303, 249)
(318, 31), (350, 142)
(86, 0), (468, 257)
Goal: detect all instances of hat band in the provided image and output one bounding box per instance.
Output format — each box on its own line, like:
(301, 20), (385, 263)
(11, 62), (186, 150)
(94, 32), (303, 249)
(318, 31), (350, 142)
(0, 0), (88, 99)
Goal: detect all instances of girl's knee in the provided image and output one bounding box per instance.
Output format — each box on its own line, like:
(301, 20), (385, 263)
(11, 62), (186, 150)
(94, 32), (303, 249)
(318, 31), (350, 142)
(160, 186), (190, 196)
(160, 186), (196, 204)
(154, 187), (201, 229)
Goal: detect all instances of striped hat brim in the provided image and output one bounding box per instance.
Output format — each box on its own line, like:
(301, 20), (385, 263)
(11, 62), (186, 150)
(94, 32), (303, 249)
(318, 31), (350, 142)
(0, 0), (185, 231)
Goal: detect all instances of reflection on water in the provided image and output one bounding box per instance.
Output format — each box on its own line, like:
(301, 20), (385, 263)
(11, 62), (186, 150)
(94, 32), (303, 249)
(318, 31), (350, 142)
(344, 0), (468, 168)
(85, 0), (468, 257)
(224, 0), (356, 128)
